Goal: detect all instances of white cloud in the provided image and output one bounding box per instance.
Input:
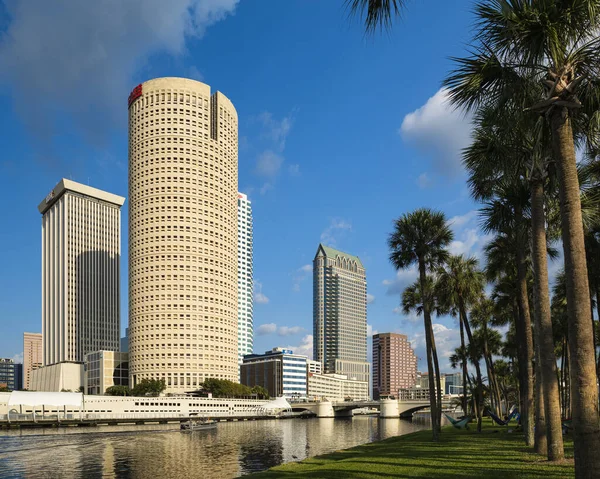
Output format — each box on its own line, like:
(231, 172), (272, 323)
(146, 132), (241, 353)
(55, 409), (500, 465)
(410, 323), (461, 371)
(383, 266), (418, 296)
(278, 326), (305, 336)
(187, 65), (204, 82)
(288, 164), (300, 176)
(366, 293), (375, 304)
(253, 280), (269, 304)
(320, 218), (352, 247)
(255, 150), (284, 178)
(447, 210), (478, 228)
(283, 335), (313, 359)
(258, 111), (294, 151)
(367, 324), (379, 337)
(11, 352), (23, 364)
(257, 323), (277, 335)
(448, 228), (480, 256)
(292, 264), (313, 292)
(446, 209), (492, 261)
(393, 306), (421, 323)
(252, 111), (296, 194)
(257, 323), (306, 337)
(400, 88), (473, 176)
(0, 0), (239, 145)
(259, 182), (274, 196)
(416, 172), (431, 189)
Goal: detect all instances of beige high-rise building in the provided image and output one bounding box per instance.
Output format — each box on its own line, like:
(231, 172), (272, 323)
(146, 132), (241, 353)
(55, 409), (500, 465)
(313, 244), (370, 384)
(128, 77), (238, 393)
(39, 179), (125, 366)
(23, 332), (42, 390)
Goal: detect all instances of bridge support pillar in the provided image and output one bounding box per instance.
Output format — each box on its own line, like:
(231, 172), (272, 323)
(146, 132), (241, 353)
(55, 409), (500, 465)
(316, 401), (335, 418)
(380, 399), (400, 418)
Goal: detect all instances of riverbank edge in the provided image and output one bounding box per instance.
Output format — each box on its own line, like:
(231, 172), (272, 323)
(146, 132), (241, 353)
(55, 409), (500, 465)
(242, 420), (575, 478)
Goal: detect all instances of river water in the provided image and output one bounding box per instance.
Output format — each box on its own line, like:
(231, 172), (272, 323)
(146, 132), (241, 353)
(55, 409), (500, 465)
(0, 417), (427, 478)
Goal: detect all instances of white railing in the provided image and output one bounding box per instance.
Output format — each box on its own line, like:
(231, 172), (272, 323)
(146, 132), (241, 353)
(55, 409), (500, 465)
(2, 409), (282, 422)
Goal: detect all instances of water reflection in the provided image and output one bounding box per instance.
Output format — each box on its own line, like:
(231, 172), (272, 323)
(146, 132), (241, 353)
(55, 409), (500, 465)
(0, 417), (426, 479)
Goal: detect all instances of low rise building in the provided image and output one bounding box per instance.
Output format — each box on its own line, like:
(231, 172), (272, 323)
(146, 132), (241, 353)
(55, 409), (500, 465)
(416, 372), (446, 395)
(0, 359), (23, 391)
(29, 362), (83, 392)
(307, 359), (322, 375)
(398, 371), (448, 401)
(397, 386), (432, 401)
(241, 348), (307, 398)
(84, 351), (129, 395)
(307, 372), (369, 402)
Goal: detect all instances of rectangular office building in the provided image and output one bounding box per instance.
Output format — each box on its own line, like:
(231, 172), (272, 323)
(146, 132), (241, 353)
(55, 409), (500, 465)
(39, 179), (125, 365)
(241, 348), (307, 398)
(0, 358), (23, 391)
(85, 351), (129, 395)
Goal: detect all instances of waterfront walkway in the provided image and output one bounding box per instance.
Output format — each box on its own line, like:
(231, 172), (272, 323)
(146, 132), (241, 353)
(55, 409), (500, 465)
(244, 420), (575, 478)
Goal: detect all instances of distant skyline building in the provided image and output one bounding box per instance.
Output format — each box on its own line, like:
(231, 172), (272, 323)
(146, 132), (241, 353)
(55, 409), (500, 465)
(38, 179), (125, 366)
(444, 372), (463, 395)
(0, 358), (23, 391)
(128, 77), (239, 393)
(313, 244), (370, 383)
(241, 348), (307, 398)
(372, 333), (417, 399)
(23, 332), (43, 390)
(238, 192), (253, 365)
(120, 328), (129, 353)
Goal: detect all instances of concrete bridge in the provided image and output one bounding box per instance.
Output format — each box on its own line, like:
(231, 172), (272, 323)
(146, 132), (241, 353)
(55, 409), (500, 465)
(292, 398), (453, 418)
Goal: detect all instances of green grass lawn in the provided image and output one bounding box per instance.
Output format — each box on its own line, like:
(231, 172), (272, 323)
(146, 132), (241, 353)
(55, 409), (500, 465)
(243, 419), (574, 478)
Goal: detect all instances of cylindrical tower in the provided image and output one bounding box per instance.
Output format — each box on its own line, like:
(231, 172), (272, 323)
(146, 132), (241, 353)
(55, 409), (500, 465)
(128, 77), (238, 393)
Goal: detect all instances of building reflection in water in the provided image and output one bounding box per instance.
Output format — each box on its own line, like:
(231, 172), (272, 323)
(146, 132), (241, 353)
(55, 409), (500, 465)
(1, 418), (426, 478)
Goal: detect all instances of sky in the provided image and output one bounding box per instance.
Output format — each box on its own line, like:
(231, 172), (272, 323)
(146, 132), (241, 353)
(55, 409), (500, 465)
(0, 0), (561, 373)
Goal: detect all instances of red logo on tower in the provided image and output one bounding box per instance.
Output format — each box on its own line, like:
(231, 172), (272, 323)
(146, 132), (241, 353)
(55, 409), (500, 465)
(128, 84), (143, 107)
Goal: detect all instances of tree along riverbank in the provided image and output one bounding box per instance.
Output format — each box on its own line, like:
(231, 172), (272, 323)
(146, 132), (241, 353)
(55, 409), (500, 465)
(243, 419), (575, 478)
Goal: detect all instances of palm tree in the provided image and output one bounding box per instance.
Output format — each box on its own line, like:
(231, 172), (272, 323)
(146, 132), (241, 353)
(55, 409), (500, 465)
(443, 3), (600, 472)
(449, 346), (470, 414)
(346, 0), (406, 31)
(436, 255), (486, 432)
(389, 208), (453, 440)
(465, 106), (564, 459)
(470, 298), (504, 417)
(480, 184), (536, 447)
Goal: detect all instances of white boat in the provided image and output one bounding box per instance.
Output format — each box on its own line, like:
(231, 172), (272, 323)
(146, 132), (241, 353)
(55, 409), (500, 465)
(180, 414), (218, 432)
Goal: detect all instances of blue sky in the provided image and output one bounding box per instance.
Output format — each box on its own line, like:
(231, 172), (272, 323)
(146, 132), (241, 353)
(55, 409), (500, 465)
(0, 0), (540, 372)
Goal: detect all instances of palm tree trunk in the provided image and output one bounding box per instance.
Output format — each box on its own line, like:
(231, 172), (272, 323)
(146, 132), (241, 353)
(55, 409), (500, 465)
(460, 303), (483, 432)
(459, 316), (469, 415)
(530, 177), (564, 460)
(560, 341), (566, 418)
(481, 320), (502, 416)
(418, 260), (439, 440)
(596, 290), (600, 379)
(483, 342), (501, 417)
(431, 338), (443, 433)
(534, 332), (548, 455)
(550, 107), (600, 477)
(515, 235), (535, 446)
